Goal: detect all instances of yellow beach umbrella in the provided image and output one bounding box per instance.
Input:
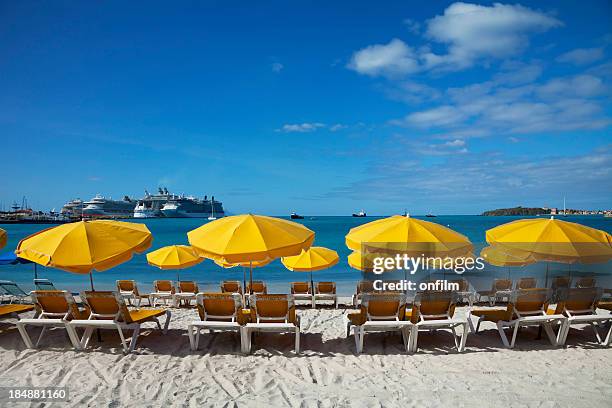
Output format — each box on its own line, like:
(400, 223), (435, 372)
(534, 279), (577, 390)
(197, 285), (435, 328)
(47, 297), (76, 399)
(348, 250), (379, 272)
(147, 245), (203, 282)
(480, 245), (536, 267)
(188, 214), (314, 292)
(0, 228), (6, 250)
(282, 246), (339, 288)
(486, 217), (612, 264)
(16, 220), (152, 289)
(346, 215), (473, 258)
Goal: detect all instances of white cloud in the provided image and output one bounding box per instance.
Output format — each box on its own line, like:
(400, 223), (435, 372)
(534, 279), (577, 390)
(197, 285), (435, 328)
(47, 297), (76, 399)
(537, 74), (605, 99)
(424, 2), (562, 69)
(329, 124), (348, 132)
(348, 3), (562, 77)
(347, 38), (419, 77)
(403, 18), (421, 35)
(277, 123), (325, 133)
(400, 105), (468, 128)
(271, 62), (284, 73)
(557, 47), (604, 66)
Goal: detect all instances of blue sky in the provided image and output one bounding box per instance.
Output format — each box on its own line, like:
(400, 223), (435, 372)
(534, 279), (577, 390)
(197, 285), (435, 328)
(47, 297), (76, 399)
(0, 1), (611, 215)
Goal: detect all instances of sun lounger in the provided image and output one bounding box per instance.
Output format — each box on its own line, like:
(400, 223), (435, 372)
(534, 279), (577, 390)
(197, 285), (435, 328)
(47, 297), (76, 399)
(188, 292), (246, 351)
(175, 281), (198, 307)
(468, 288), (567, 348)
(351, 281), (374, 307)
(476, 278), (513, 306)
(67, 291), (171, 353)
(347, 293), (412, 354)
(409, 291), (468, 353)
(116, 280), (150, 306)
(0, 281), (31, 304)
(552, 276), (572, 302)
(575, 277), (596, 288)
(598, 299), (612, 312)
(0, 304), (35, 320)
(33, 279), (57, 291)
(246, 281), (267, 295)
(149, 280), (175, 307)
(314, 281), (338, 308)
(516, 277), (537, 289)
(548, 287), (612, 346)
(243, 294), (300, 353)
(291, 282), (314, 308)
(449, 278), (473, 306)
(16, 290), (87, 349)
(220, 280), (243, 294)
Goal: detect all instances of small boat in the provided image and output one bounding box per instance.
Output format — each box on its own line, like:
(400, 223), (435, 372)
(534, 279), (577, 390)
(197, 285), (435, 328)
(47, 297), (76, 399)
(207, 201), (217, 220)
(290, 212), (304, 219)
(425, 212), (436, 218)
(352, 210), (367, 217)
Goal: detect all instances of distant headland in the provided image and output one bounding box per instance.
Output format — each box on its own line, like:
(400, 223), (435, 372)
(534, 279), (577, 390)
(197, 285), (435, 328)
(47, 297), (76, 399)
(482, 206), (611, 216)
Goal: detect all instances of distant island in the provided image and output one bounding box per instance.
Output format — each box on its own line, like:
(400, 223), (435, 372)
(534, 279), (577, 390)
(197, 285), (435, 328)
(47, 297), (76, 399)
(482, 207), (550, 216)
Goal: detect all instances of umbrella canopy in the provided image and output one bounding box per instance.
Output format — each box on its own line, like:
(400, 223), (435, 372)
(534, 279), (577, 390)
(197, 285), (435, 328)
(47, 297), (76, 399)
(147, 245), (203, 270)
(347, 250), (380, 272)
(480, 245), (536, 267)
(281, 247), (339, 272)
(188, 214), (314, 263)
(486, 217), (612, 264)
(0, 228), (6, 250)
(345, 215), (473, 257)
(214, 258), (272, 268)
(15, 220), (152, 288)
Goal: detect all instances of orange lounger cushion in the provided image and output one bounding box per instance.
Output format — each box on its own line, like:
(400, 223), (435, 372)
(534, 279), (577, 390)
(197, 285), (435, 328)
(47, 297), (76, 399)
(470, 307), (513, 322)
(0, 304), (35, 317)
(128, 309), (167, 324)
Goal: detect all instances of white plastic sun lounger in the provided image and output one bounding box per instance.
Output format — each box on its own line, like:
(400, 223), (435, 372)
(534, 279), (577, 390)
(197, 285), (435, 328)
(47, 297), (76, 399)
(188, 292), (245, 351)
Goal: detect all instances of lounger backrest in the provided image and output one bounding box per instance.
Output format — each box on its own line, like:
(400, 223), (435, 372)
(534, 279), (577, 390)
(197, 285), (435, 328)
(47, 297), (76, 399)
(221, 281), (242, 294)
(81, 291), (133, 323)
(361, 293), (405, 321)
(197, 292), (242, 321)
(448, 279), (468, 292)
(250, 294), (296, 324)
(34, 279), (57, 291)
(117, 280), (135, 292)
(556, 287), (602, 315)
(31, 290), (84, 319)
(512, 288), (551, 317)
(517, 277), (537, 289)
(575, 277), (596, 288)
(179, 281), (198, 293)
(0, 281), (28, 296)
(494, 279), (512, 291)
(291, 282), (310, 294)
(155, 280), (174, 293)
(412, 291), (456, 322)
(552, 276), (571, 289)
(356, 281), (374, 294)
(316, 282), (335, 294)
(248, 281), (267, 294)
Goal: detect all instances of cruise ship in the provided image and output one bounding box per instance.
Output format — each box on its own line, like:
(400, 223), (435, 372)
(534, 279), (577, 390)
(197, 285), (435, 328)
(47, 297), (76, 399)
(161, 195), (225, 218)
(133, 188), (181, 218)
(82, 194), (135, 218)
(60, 198), (84, 218)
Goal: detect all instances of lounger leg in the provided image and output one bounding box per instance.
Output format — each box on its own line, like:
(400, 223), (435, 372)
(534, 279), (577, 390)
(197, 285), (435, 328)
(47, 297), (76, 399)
(64, 323), (82, 350)
(509, 321), (520, 348)
(16, 322), (34, 348)
(116, 326), (129, 353)
(163, 310), (171, 333)
(458, 323), (468, 352)
(466, 311), (475, 333)
(81, 327), (94, 349)
(604, 323), (612, 346)
(128, 326), (140, 353)
(451, 326), (459, 349)
(411, 327), (419, 353)
(590, 322), (602, 344)
(475, 316), (483, 333)
(496, 321), (511, 348)
(353, 326), (361, 354)
(543, 322), (557, 346)
(295, 327), (300, 353)
(35, 326), (48, 347)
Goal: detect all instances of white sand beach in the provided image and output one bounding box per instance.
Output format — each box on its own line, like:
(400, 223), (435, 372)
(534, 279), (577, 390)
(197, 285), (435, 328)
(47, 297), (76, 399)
(1, 301), (611, 407)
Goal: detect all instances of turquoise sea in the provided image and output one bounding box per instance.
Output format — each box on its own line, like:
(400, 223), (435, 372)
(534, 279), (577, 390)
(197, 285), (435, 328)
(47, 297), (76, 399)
(1, 215), (611, 295)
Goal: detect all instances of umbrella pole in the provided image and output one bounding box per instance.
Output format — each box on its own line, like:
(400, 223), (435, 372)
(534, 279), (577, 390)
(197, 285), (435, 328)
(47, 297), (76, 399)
(242, 267), (247, 296)
(310, 270), (314, 295)
(34, 264), (38, 280)
(249, 261), (253, 295)
(89, 271), (95, 291)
